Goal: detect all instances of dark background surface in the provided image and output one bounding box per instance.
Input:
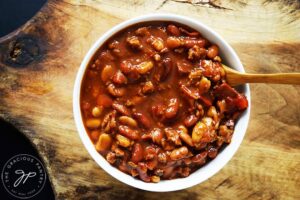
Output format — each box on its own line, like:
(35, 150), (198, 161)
(0, 0), (47, 37)
(0, 0), (55, 199)
(0, 120), (55, 200)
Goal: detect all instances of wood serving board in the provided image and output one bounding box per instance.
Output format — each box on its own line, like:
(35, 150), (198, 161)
(0, 0), (299, 199)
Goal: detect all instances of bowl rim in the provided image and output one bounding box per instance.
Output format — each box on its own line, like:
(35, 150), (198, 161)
(73, 13), (251, 192)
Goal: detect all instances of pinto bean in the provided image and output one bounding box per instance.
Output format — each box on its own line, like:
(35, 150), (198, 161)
(207, 106), (218, 122)
(178, 125), (193, 146)
(219, 125), (233, 143)
(179, 27), (200, 37)
(107, 83), (126, 97)
(161, 138), (176, 151)
(146, 158), (158, 170)
(112, 70), (128, 85)
(199, 60), (223, 82)
(207, 45), (219, 59)
(133, 112), (151, 129)
(183, 157), (192, 165)
(127, 70), (141, 82)
(214, 56), (222, 62)
(144, 146), (157, 160)
(162, 166), (175, 179)
(118, 160), (128, 173)
(150, 128), (164, 144)
(99, 50), (114, 62)
(114, 147), (125, 157)
(151, 103), (166, 119)
(216, 136), (225, 147)
(92, 106), (103, 117)
(202, 117), (214, 129)
(137, 162), (151, 182)
(165, 98), (179, 119)
(196, 103), (204, 117)
(151, 175), (160, 183)
(166, 37), (181, 49)
(101, 64), (115, 83)
(126, 96), (146, 106)
(184, 114), (199, 127)
(151, 37), (165, 51)
(119, 116), (138, 128)
(153, 58), (172, 82)
(189, 68), (202, 80)
(106, 152), (116, 164)
(194, 142), (207, 150)
(118, 125), (140, 140)
(192, 121), (207, 143)
(129, 168), (139, 177)
(158, 152), (167, 163)
(101, 110), (117, 133)
(108, 40), (119, 49)
(165, 128), (181, 146)
(126, 36), (142, 49)
(141, 132), (152, 141)
(135, 27), (150, 36)
(112, 102), (131, 116)
(153, 54), (161, 61)
(86, 118), (101, 129)
(208, 146), (218, 158)
(136, 61), (154, 74)
(167, 24), (180, 36)
(192, 151), (207, 165)
(142, 81), (155, 94)
(120, 60), (133, 74)
(116, 134), (131, 148)
(198, 76), (211, 93)
(178, 167), (191, 177)
(183, 38), (206, 48)
(131, 143), (143, 163)
(170, 146), (188, 161)
(161, 58), (172, 80)
(187, 45), (206, 60)
(128, 161), (137, 169)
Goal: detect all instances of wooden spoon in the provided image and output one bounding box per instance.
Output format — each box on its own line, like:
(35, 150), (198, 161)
(222, 64), (300, 86)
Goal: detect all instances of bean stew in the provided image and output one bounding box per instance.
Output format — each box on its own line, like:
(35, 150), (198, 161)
(80, 22), (248, 183)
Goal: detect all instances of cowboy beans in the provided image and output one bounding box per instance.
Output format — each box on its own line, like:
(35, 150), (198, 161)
(80, 22), (248, 183)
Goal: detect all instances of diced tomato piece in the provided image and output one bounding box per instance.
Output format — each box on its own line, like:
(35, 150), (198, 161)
(97, 94), (113, 107)
(199, 93), (213, 106)
(214, 82), (238, 99)
(225, 94), (248, 114)
(235, 94), (248, 110)
(225, 97), (235, 113)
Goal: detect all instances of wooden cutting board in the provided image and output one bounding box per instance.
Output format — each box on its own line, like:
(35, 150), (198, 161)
(0, 0), (299, 199)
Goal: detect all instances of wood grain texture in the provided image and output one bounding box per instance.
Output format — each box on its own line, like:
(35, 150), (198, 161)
(0, 0), (299, 199)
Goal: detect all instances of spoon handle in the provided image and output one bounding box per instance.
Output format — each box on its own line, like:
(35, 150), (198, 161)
(233, 73), (300, 85)
(222, 64), (300, 86)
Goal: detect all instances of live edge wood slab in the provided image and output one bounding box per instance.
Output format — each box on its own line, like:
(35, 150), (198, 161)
(0, 0), (299, 199)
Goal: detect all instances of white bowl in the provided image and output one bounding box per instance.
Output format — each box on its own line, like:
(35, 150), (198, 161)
(73, 13), (251, 192)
